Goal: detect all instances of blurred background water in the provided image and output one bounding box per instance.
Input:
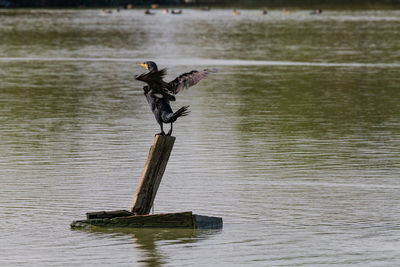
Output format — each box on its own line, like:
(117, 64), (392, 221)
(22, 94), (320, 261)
(0, 8), (400, 266)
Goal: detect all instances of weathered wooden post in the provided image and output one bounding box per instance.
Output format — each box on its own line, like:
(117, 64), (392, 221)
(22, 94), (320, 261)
(71, 135), (222, 229)
(130, 135), (175, 215)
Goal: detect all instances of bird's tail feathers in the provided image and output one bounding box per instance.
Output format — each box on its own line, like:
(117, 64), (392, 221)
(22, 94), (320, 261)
(166, 106), (190, 122)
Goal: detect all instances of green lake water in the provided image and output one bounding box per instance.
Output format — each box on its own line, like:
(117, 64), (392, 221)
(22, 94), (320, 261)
(0, 8), (399, 266)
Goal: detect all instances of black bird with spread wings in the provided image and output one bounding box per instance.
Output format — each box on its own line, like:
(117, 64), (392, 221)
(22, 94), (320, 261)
(136, 61), (214, 136)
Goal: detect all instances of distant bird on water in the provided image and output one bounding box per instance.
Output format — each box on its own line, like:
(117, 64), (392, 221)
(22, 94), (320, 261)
(171, 9), (182, 15)
(232, 9), (240, 16)
(145, 9), (155, 15)
(135, 61), (215, 136)
(310, 9), (323, 15)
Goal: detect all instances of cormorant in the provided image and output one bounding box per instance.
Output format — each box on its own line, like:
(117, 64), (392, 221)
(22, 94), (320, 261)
(136, 61), (214, 136)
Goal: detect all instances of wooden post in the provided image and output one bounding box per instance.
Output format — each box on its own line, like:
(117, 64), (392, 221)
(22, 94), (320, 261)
(71, 134), (223, 230)
(130, 135), (175, 215)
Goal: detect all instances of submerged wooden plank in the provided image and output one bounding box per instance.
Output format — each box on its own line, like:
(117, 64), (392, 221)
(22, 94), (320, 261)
(72, 212), (194, 229)
(193, 214), (223, 229)
(130, 135), (176, 215)
(86, 210), (134, 220)
(71, 211), (223, 229)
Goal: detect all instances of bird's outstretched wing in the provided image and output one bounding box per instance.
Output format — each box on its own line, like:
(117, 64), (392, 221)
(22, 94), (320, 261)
(168, 69), (216, 94)
(136, 68), (175, 99)
(135, 68), (167, 90)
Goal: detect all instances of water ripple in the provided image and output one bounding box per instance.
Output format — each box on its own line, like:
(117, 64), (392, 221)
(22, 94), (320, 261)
(0, 57), (399, 68)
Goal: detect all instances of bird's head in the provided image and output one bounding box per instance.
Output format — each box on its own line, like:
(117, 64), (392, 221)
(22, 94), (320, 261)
(136, 61), (158, 72)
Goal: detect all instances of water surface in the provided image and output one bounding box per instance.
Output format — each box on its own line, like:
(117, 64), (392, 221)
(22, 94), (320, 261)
(1, 8), (400, 266)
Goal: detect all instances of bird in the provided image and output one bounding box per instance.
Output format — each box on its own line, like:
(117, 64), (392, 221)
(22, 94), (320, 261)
(101, 9), (112, 14)
(171, 9), (182, 15)
(310, 9), (322, 15)
(145, 9), (155, 15)
(135, 61), (214, 136)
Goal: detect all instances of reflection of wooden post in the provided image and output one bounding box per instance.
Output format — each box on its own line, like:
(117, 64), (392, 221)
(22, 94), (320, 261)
(130, 135), (175, 215)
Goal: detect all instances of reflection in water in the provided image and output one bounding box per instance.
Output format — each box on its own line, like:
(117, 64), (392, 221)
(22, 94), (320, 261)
(133, 228), (221, 267)
(73, 227), (221, 267)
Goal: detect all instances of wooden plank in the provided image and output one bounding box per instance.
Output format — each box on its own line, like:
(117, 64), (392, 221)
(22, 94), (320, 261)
(71, 211), (223, 229)
(130, 135), (175, 215)
(193, 214), (223, 229)
(86, 210), (134, 220)
(71, 212), (195, 229)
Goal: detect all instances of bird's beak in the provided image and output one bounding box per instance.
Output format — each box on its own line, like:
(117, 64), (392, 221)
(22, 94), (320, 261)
(134, 62), (148, 70)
